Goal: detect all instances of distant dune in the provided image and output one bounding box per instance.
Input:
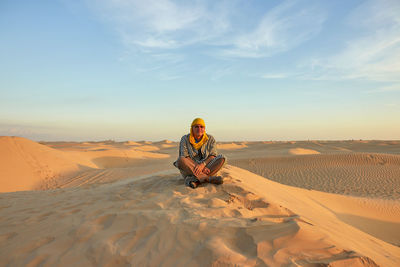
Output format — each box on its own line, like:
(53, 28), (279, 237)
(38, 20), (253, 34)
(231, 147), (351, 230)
(230, 153), (400, 200)
(289, 147), (320, 155)
(123, 140), (141, 146)
(217, 142), (248, 150)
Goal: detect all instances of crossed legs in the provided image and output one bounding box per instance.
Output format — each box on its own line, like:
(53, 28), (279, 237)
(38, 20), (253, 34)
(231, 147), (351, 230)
(177, 156), (225, 183)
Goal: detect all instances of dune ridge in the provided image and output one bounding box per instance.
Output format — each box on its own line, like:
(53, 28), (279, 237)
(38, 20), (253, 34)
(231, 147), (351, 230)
(217, 143), (248, 150)
(289, 148), (320, 155)
(0, 136), (90, 192)
(0, 137), (171, 192)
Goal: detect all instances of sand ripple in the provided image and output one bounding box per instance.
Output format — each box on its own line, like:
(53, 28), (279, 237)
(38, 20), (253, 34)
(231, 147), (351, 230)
(231, 153), (400, 200)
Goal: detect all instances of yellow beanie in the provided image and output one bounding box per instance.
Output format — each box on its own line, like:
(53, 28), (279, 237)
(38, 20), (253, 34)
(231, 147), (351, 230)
(191, 118), (205, 127)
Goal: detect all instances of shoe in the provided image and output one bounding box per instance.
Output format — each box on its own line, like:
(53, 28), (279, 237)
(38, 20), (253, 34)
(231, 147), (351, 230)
(185, 176), (200, 189)
(209, 176), (223, 185)
(189, 180), (200, 189)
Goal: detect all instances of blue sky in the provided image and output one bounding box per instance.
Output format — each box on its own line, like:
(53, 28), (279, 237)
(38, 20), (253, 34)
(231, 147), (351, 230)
(1, 0), (399, 141)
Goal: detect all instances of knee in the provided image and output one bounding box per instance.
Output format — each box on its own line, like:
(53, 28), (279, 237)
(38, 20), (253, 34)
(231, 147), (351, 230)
(222, 156), (227, 166)
(177, 156), (189, 168)
(217, 155), (227, 166)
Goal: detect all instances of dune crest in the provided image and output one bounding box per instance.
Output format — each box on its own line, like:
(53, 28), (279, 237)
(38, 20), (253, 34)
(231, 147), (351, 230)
(217, 142), (248, 150)
(161, 143), (176, 148)
(0, 137), (171, 192)
(132, 145), (160, 152)
(289, 148), (320, 155)
(123, 141), (141, 146)
(0, 136), (91, 192)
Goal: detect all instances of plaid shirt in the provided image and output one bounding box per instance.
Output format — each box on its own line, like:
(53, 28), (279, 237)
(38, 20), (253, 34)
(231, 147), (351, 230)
(178, 134), (218, 164)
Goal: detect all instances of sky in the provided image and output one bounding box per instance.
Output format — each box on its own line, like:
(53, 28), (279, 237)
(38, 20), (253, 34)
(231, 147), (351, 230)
(0, 0), (399, 141)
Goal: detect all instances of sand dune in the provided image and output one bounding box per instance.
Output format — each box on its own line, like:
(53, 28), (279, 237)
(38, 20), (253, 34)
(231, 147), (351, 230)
(217, 142), (248, 150)
(289, 148), (320, 155)
(220, 140), (400, 160)
(161, 143), (176, 148)
(231, 153), (400, 199)
(154, 140), (174, 144)
(123, 141), (141, 146)
(229, 166), (400, 266)
(1, 137), (400, 266)
(55, 146), (168, 169)
(131, 145), (160, 152)
(0, 136), (91, 192)
(0, 137), (170, 192)
(2, 166), (398, 266)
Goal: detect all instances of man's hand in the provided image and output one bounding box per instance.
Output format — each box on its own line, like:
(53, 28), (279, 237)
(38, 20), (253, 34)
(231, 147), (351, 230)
(193, 162), (205, 177)
(202, 167), (210, 175)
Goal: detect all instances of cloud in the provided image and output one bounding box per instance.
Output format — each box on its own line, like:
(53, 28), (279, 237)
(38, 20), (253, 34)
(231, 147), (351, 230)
(88, 0), (231, 49)
(220, 1), (326, 58)
(86, 0), (325, 59)
(302, 0), (400, 82)
(83, 0), (398, 86)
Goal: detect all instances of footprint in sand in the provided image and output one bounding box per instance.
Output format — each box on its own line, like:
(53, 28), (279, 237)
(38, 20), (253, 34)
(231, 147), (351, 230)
(18, 236), (55, 254)
(93, 214), (117, 229)
(70, 213), (117, 242)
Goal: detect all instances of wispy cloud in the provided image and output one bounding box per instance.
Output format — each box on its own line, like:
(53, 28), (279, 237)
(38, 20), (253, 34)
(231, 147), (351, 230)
(302, 0), (400, 82)
(88, 0), (231, 50)
(84, 0), (398, 87)
(87, 0), (325, 58)
(220, 1), (326, 58)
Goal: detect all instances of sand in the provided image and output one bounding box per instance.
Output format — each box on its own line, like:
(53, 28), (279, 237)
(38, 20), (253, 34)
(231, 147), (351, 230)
(230, 153), (400, 199)
(1, 137), (400, 266)
(288, 148), (320, 155)
(217, 142), (248, 150)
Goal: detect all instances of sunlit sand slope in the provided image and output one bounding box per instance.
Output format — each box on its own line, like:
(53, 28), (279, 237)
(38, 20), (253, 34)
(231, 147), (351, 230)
(0, 137), (171, 192)
(2, 166), (396, 266)
(0, 136), (90, 192)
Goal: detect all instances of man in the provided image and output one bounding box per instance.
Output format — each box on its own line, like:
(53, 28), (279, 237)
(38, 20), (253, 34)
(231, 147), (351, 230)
(173, 118), (226, 189)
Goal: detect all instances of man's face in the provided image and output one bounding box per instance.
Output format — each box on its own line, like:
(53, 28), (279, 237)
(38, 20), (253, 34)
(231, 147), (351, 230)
(192, 124), (205, 138)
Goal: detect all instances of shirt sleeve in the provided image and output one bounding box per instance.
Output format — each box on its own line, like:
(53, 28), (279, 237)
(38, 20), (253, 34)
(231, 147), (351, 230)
(208, 135), (217, 157)
(179, 135), (189, 158)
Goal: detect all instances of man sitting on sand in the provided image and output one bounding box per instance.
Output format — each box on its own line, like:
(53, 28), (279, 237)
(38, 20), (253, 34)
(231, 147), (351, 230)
(173, 118), (226, 189)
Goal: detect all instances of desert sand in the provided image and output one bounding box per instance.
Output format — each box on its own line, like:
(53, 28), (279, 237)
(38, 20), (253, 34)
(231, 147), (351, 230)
(1, 136), (400, 266)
